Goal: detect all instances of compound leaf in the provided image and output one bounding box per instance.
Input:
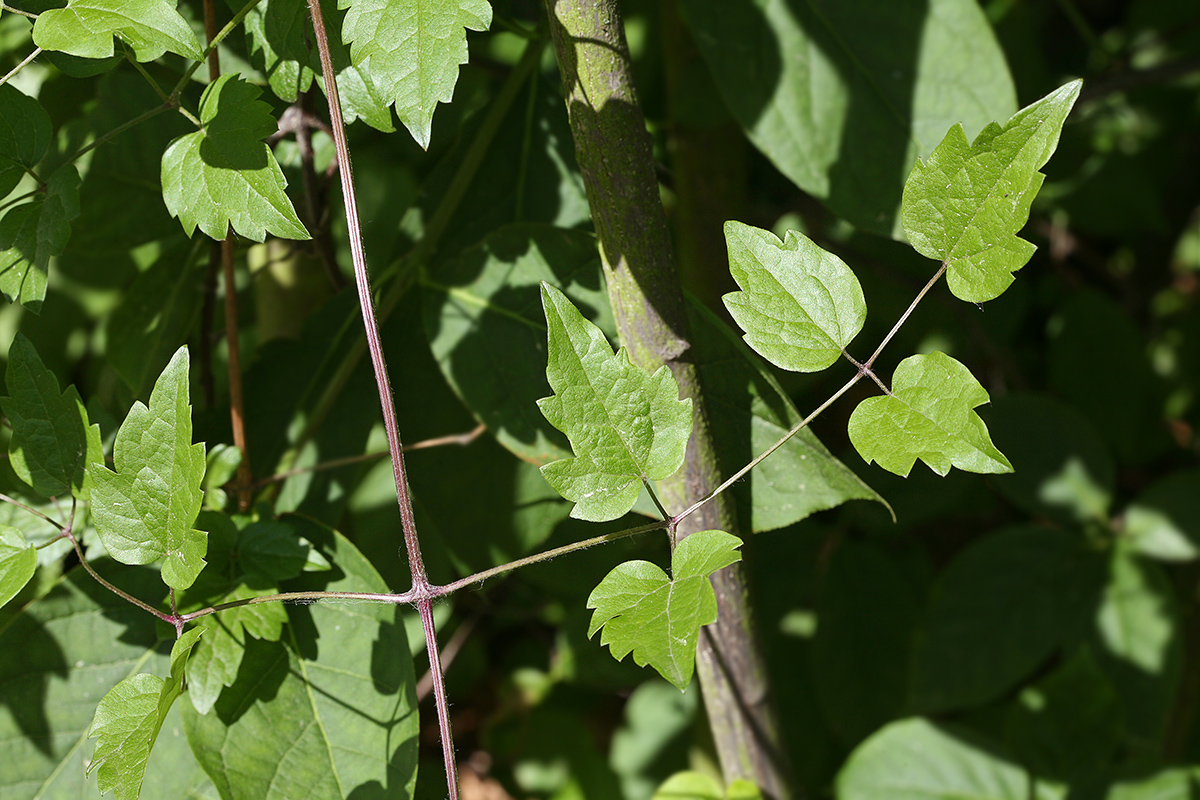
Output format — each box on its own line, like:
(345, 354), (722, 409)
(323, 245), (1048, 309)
(588, 529), (742, 690)
(87, 627), (204, 800)
(903, 80), (1081, 303)
(33, 0), (203, 62)
(87, 347), (207, 590)
(0, 525), (36, 609)
(848, 352), (1011, 477)
(538, 282), (693, 522)
(1, 332), (101, 498)
(338, 0), (492, 148)
(0, 165), (82, 312)
(161, 74), (309, 242)
(723, 220), (866, 372)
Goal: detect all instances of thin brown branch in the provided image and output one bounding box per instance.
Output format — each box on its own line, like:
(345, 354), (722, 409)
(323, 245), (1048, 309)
(253, 424), (487, 488)
(221, 236), (253, 511)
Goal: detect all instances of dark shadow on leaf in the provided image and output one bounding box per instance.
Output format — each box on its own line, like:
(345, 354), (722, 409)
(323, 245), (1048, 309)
(212, 635), (289, 725)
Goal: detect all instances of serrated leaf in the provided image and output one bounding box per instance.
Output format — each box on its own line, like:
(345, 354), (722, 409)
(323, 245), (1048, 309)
(848, 352), (1011, 477)
(161, 74), (310, 242)
(339, 0), (492, 148)
(682, 0), (1017, 236)
(87, 627), (203, 800)
(0, 165), (82, 312)
(187, 585), (287, 715)
(238, 0), (394, 132)
(722, 220), (866, 372)
(538, 282), (693, 522)
(182, 528), (419, 800)
(902, 81), (1081, 302)
(1, 333), (102, 498)
(0, 525), (36, 608)
(87, 347), (207, 590)
(32, 0), (204, 62)
(587, 529), (742, 689)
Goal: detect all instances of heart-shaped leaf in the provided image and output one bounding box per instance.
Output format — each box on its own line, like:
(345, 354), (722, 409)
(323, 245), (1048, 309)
(722, 220), (866, 372)
(848, 352), (1011, 477)
(588, 529), (742, 689)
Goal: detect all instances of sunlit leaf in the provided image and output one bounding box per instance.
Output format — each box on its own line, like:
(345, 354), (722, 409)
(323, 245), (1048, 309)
(338, 0), (492, 148)
(722, 220), (865, 372)
(0, 525), (36, 609)
(186, 585), (287, 715)
(588, 529), (742, 690)
(538, 282), (693, 522)
(86, 627), (203, 800)
(87, 347), (207, 590)
(161, 74), (310, 242)
(837, 718), (1061, 800)
(902, 81), (1081, 302)
(33, 0), (204, 62)
(848, 352), (1011, 477)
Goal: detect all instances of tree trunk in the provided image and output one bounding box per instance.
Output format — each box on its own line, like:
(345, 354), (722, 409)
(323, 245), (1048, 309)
(544, 2), (794, 796)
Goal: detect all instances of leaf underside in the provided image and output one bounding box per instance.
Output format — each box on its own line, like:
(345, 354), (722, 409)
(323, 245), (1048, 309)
(33, 0), (204, 62)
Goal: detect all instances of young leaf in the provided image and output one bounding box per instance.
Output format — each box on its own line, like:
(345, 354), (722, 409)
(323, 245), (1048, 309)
(338, 0), (492, 148)
(848, 352), (1011, 477)
(0, 526), (36, 609)
(187, 585), (287, 714)
(538, 282), (693, 522)
(588, 529), (743, 690)
(0, 165), (82, 312)
(32, 0), (204, 62)
(722, 220), (866, 372)
(161, 74), (310, 242)
(87, 347), (208, 590)
(87, 627), (204, 800)
(1, 332), (101, 498)
(902, 80), (1082, 303)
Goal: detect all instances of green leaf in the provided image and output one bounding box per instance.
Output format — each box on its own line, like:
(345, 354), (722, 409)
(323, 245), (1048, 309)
(87, 347), (208, 590)
(909, 526), (1103, 713)
(837, 718), (1062, 800)
(988, 394), (1114, 525)
(0, 165), (82, 313)
(161, 74), (310, 242)
(902, 81), (1081, 302)
(1004, 648), (1121, 782)
(0, 561), (215, 799)
(0, 525), (36, 608)
(1, 333), (101, 498)
(688, 299), (887, 531)
(1125, 469), (1200, 562)
(681, 0), (1017, 236)
(187, 585), (287, 715)
(86, 627), (203, 800)
(848, 351), (1011, 477)
(1090, 546), (1181, 749)
(338, 0), (492, 148)
(722, 221), (866, 372)
(813, 539), (921, 743)
(107, 242), (204, 395)
(238, 0), (394, 132)
(32, 0), (204, 62)
(587, 529), (743, 690)
(0, 85), (51, 199)
(182, 528), (419, 800)
(1106, 770), (1198, 800)
(651, 771), (723, 800)
(423, 224), (609, 465)
(538, 282), (693, 522)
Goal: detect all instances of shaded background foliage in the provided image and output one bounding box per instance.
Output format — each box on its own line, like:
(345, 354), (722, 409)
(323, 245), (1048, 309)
(1, 0), (1200, 798)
